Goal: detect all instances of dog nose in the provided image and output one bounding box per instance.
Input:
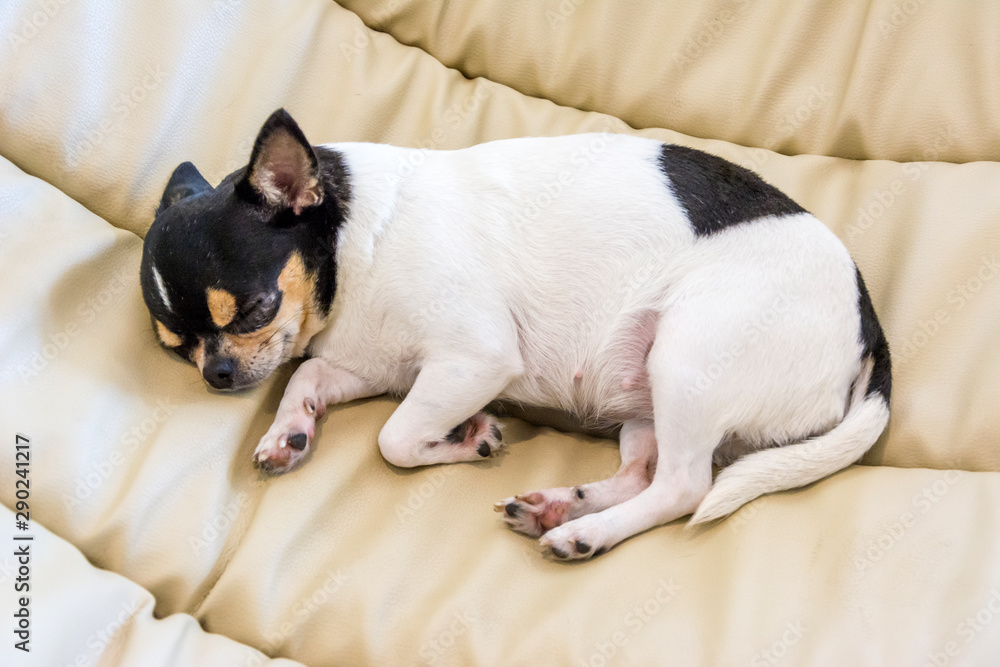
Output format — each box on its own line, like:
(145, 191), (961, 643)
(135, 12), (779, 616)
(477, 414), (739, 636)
(204, 356), (236, 389)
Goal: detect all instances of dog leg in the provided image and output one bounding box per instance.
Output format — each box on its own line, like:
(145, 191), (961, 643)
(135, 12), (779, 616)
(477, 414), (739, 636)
(254, 357), (379, 473)
(377, 355), (520, 467)
(495, 419), (658, 537)
(539, 422), (715, 559)
(539, 321), (723, 559)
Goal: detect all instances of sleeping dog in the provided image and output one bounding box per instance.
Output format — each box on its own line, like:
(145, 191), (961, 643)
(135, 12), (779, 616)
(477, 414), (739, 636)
(140, 109), (890, 560)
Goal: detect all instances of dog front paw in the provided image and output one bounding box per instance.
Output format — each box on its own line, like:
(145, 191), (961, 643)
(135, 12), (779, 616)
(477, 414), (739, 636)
(253, 399), (318, 474)
(436, 412), (504, 460)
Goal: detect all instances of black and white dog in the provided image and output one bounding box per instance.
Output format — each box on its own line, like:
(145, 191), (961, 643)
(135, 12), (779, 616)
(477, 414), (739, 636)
(140, 109), (890, 559)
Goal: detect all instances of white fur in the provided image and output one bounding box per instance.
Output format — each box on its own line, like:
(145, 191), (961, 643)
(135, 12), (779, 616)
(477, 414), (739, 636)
(256, 133), (889, 556)
(151, 265), (171, 313)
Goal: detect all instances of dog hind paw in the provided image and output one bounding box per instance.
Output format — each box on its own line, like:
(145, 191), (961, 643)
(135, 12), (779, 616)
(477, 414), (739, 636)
(539, 516), (610, 561)
(494, 487), (582, 537)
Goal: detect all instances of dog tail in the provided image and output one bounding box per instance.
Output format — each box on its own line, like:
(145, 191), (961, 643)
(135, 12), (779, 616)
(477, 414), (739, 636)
(690, 266), (891, 525)
(689, 283), (892, 526)
(689, 386), (889, 525)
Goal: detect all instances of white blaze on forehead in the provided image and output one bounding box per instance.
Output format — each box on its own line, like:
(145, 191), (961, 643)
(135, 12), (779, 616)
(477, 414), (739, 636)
(152, 265), (172, 313)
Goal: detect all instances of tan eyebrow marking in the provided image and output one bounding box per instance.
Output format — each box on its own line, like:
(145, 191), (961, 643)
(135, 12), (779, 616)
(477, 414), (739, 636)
(278, 251), (308, 298)
(207, 287), (238, 328)
(155, 320), (182, 348)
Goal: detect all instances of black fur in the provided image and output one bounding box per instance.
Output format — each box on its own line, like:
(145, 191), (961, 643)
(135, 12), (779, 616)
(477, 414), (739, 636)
(234, 108), (320, 208)
(158, 161), (211, 213)
(445, 422), (467, 444)
(855, 266), (892, 401)
(657, 144), (806, 236)
(140, 110), (351, 389)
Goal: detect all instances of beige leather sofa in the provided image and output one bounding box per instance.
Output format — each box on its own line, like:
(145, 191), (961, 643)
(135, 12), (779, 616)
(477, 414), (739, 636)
(2, 2), (999, 665)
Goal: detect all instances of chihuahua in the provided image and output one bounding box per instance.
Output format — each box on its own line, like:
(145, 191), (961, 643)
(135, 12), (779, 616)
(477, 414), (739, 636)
(140, 109), (890, 559)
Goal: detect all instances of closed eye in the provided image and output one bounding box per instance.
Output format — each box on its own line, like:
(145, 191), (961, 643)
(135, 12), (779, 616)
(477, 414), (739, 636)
(231, 292), (281, 333)
(168, 340), (197, 364)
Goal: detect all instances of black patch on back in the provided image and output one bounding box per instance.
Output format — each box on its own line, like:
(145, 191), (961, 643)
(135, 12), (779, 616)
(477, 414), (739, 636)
(855, 266), (892, 401)
(657, 144), (807, 236)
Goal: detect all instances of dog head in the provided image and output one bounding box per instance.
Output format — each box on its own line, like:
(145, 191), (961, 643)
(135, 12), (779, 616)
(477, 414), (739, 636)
(140, 109), (347, 391)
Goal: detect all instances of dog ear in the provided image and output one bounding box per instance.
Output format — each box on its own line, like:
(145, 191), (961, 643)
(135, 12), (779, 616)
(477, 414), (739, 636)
(239, 108), (323, 215)
(158, 162), (212, 213)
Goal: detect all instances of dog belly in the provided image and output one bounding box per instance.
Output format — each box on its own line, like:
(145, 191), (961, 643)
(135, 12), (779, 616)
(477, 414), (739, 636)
(499, 309), (659, 426)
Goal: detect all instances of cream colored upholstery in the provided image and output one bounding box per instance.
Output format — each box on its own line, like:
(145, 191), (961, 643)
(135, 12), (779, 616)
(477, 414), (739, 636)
(0, 507), (304, 666)
(1, 1), (999, 665)
(339, 0), (1000, 163)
